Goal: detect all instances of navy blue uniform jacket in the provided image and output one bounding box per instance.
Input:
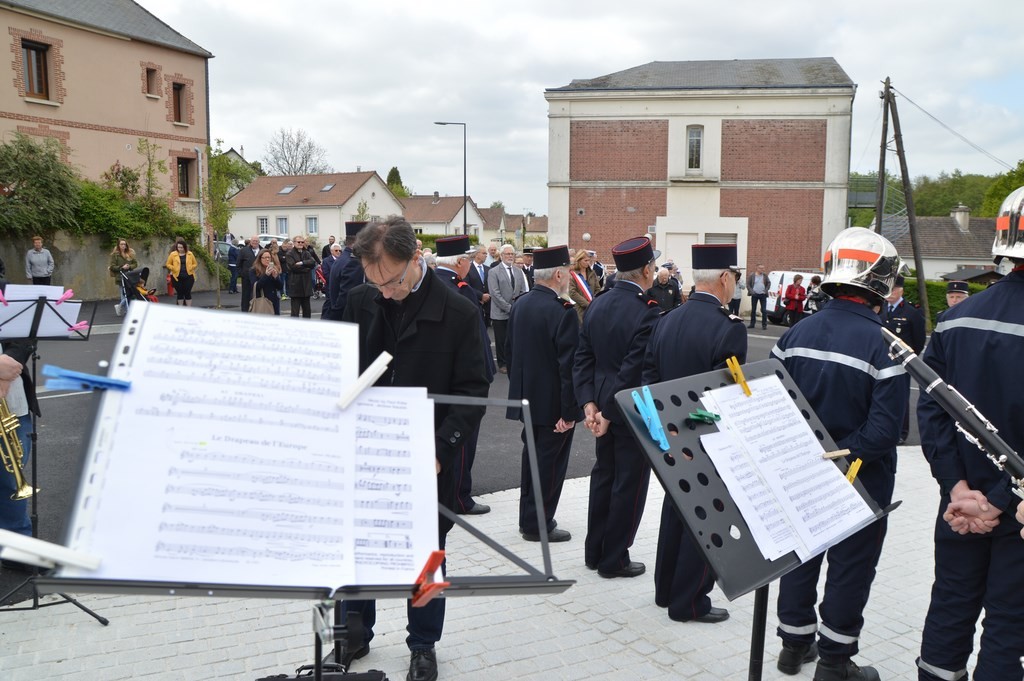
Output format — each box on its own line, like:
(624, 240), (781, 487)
(573, 281), (661, 424)
(881, 298), (926, 353)
(505, 285), (581, 425)
(323, 246), (364, 321)
(918, 270), (1024, 521)
(643, 291), (746, 384)
(771, 298), (909, 504)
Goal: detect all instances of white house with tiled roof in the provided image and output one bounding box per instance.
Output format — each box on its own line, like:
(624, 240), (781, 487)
(228, 171), (404, 243)
(400, 192), (485, 237)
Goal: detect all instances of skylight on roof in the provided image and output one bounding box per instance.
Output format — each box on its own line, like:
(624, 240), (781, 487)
(278, 185), (297, 194)
(321, 183), (336, 192)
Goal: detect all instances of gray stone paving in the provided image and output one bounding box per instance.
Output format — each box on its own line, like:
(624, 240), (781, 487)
(0, 447), (973, 680)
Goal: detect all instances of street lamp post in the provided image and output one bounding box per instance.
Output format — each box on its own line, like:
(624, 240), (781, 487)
(434, 121), (467, 236)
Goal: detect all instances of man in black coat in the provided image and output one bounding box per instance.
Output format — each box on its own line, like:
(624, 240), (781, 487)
(340, 217), (489, 681)
(285, 236), (317, 318)
(322, 222), (368, 322)
(237, 235), (261, 312)
(573, 236), (662, 578)
(433, 235), (495, 516)
(880, 275), (925, 443)
(505, 245), (581, 542)
(643, 244), (746, 623)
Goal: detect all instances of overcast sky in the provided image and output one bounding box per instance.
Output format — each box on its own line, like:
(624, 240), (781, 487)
(139, 0), (1024, 216)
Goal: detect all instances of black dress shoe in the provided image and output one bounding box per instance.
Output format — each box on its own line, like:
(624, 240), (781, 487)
(694, 606), (730, 623)
(521, 528), (571, 542)
(408, 648), (437, 681)
(812, 658), (879, 681)
(457, 503), (490, 515)
(598, 561), (646, 579)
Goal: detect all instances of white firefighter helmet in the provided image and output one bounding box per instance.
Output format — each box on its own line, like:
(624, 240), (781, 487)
(994, 185), (1024, 263)
(820, 227), (903, 302)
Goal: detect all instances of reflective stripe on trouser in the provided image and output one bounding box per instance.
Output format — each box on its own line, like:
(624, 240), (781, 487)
(916, 657), (967, 681)
(820, 624), (858, 646)
(778, 621), (818, 637)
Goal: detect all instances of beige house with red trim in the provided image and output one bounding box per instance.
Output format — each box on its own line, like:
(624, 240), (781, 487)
(2, 0), (212, 227)
(228, 171), (405, 243)
(545, 58), (855, 284)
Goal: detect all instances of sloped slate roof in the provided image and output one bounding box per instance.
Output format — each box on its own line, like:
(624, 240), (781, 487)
(7, 0), (212, 57)
(549, 57), (852, 92)
(232, 172), (377, 209)
(884, 215), (995, 260)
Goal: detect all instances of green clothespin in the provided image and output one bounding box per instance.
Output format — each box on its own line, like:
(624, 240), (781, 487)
(686, 409), (720, 424)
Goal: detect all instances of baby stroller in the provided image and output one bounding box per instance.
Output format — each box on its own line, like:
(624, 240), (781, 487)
(313, 264), (327, 300)
(116, 267), (159, 316)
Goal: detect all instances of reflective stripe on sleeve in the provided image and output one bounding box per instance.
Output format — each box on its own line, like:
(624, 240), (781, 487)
(778, 621), (818, 636)
(916, 656), (967, 681)
(771, 346), (906, 381)
(934, 316), (1024, 339)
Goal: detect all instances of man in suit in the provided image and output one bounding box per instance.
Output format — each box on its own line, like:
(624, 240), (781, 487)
(340, 217), (489, 681)
(644, 244), (746, 623)
(434, 235), (494, 516)
(322, 222), (368, 321)
(574, 236), (662, 578)
(237, 235), (261, 312)
(880, 275), (925, 443)
(488, 244), (529, 374)
(506, 245), (580, 542)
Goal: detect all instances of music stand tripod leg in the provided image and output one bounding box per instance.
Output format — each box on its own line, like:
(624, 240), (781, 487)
(747, 584), (769, 681)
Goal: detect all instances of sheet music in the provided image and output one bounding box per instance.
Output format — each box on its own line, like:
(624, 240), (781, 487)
(0, 282), (83, 339)
(61, 304), (439, 590)
(700, 375), (876, 561)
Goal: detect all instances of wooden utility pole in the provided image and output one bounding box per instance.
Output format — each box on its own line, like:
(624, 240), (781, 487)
(887, 85), (931, 328)
(874, 78), (891, 235)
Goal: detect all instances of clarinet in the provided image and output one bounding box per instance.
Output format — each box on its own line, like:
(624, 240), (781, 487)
(882, 327), (1024, 500)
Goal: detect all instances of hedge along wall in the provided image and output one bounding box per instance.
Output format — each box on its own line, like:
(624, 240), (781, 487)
(901, 277), (988, 329)
(0, 233), (218, 301)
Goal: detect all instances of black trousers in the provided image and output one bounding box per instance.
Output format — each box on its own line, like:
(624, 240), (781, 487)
(749, 294), (768, 327)
(456, 421), (481, 512)
(654, 496), (717, 621)
(31, 276), (51, 285)
(585, 423), (651, 573)
(290, 295), (311, 318)
(492, 318), (509, 368)
(518, 425), (574, 534)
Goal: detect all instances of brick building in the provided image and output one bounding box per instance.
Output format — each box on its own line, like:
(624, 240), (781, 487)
(545, 58), (855, 286)
(2, 0), (212, 226)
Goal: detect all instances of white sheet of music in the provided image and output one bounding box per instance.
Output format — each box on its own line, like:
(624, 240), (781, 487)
(0, 284), (83, 339)
(700, 375), (876, 561)
(61, 304), (439, 589)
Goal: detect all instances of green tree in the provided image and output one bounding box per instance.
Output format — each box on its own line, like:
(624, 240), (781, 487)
(0, 133), (79, 237)
(912, 169), (997, 216)
(355, 199), (370, 221)
(981, 159), (1024, 216)
(135, 137), (168, 211)
(207, 140), (257, 237)
(386, 166), (411, 198)
(101, 160), (140, 198)
(489, 200), (505, 212)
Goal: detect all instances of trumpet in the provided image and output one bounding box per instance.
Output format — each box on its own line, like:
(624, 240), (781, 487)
(0, 398), (35, 500)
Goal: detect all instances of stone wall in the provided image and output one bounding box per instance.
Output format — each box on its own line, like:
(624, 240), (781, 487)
(1, 233), (219, 300)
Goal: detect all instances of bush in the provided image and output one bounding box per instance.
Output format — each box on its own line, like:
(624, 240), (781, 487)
(901, 277), (987, 328)
(76, 181), (200, 243)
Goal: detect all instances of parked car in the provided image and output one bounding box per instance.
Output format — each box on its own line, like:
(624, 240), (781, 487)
(765, 270), (820, 324)
(213, 241), (233, 262)
(258, 234), (290, 248)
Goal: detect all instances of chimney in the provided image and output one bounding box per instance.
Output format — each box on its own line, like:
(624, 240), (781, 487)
(356, 165), (361, 172)
(951, 203), (970, 232)
(432, 191), (439, 203)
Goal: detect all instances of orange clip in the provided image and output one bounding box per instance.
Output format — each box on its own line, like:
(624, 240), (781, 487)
(411, 550), (449, 607)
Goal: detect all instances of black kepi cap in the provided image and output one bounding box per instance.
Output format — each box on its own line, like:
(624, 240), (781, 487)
(691, 244), (739, 271)
(611, 236), (660, 272)
(345, 221), (368, 238)
(894, 275), (906, 288)
(435, 235), (473, 257)
(532, 245), (570, 269)
(946, 280), (969, 294)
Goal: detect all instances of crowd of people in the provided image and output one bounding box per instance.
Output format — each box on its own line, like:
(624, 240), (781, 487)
(3, 188), (1022, 681)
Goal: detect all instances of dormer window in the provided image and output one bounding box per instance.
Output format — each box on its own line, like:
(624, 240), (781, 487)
(320, 183), (335, 192)
(278, 185), (297, 194)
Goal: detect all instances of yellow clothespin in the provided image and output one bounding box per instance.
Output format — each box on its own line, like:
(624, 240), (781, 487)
(726, 356), (751, 397)
(845, 458), (863, 483)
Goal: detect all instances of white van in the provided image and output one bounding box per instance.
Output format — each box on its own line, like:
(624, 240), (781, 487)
(765, 270), (820, 324)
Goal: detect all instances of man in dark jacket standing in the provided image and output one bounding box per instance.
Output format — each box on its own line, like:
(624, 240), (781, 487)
(285, 236), (317, 318)
(747, 264), (771, 329)
(506, 245), (580, 542)
(237, 235), (261, 311)
(880, 274), (926, 443)
(340, 217), (489, 681)
(644, 244), (746, 624)
(322, 222), (367, 321)
(574, 236), (662, 578)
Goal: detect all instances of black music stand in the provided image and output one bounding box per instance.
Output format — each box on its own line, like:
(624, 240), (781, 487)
(615, 359), (896, 681)
(0, 293), (107, 624)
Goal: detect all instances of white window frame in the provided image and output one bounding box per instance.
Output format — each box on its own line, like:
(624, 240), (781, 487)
(276, 216), (289, 234)
(306, 216), (319, 235)
(686, 125), (703, 174)
(257, 216), (269, 235)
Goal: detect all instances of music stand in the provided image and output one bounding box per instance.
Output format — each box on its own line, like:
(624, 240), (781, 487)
(0, 292), (107, 625)
(615, 359), (896, 681)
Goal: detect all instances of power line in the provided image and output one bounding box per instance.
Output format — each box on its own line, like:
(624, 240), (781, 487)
(891, 86), (1014, 171)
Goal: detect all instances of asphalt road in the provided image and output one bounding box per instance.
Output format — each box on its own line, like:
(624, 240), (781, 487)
(0, 291), (919, 604)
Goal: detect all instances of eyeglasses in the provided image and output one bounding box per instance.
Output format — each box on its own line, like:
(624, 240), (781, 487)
(366, 259), (414, 291)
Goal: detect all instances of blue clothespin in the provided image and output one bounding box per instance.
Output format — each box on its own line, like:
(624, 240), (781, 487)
(42, 365), (131, 392)
(631, 385), (670, 452)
